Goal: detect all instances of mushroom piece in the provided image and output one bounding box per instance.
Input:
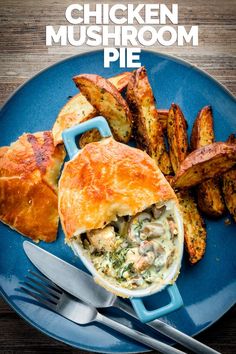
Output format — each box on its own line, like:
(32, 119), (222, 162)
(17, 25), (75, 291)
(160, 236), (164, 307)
(153, 242), (166, 257)
(140, 222), (165, 240)
(139, 240), (154, 255)
(139, 240), (165, 257)
(87, 225), (116, 252)
(127, 212), (152, 245)
(152, 204), (166, 219)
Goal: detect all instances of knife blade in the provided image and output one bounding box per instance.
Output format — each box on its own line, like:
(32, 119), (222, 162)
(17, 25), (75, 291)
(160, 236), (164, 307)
(23, 241), (115, 308)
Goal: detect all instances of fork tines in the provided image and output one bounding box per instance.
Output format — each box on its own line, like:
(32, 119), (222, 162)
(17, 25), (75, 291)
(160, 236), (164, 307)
(19, 270), (62, 310)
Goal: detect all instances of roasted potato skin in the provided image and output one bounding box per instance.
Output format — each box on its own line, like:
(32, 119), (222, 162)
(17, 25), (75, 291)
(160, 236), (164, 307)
(167, 104), (188, 174)
(79, 129), (101, 149)
(157, 109), (169, 132)
(191, 105), (226, 217)
(159, 151), (173, 175)
(53, 72), (132, 146)
(166, 103), (206, 263)
(176, 190), (206, 264)
(226, 133), (236, 144)
(222, 134), (236, 221)
(222, 168), (236, 222)
(165, 175), (174, 184)
(73, 74), (132, 143)
(190, 106), (214, 150)
(197, 179), (226, 217)
(174, 142), (236, 189)
(52, 94), (96, 146)
(126, 67), (171, 175)
(108, 71), (133, 92)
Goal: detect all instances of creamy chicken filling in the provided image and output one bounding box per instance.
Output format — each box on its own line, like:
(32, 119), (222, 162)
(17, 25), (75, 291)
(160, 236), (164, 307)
(80, 203), (179, 290)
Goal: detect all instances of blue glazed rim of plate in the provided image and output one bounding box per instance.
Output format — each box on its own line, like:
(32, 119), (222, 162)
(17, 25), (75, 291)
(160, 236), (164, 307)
(0, 49), (236, 353)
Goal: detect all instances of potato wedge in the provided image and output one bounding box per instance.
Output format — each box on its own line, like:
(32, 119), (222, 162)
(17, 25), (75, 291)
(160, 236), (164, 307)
(156, 109), (173, 174)
(222, 134), (236, 222)
(79, 129), (101, 149)
(222, 169), (236, 222)
(166, 103), (206, 263)
(165, 175), (174, 184)
(226, 133), (236, 144)
(157, 109), (169, 131)
(73, 74), (132, 143)
(197, 179), (226, 217)
(126, 66), (171, 174)
(191, 106), (226, 217)
(190, 106), (214, 150)
(167, 104), (188, 174)
(108, 71), (133, 92)
(174, 142), (236, 189)
(159, 151), (173, 175)
(176, 190), (206, 264)
(52, 72), (132, 145)
(52, 93), (95, 146)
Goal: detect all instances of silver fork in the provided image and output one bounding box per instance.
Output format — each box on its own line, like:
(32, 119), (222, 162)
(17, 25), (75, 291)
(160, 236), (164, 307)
(19, 270), (186, 354)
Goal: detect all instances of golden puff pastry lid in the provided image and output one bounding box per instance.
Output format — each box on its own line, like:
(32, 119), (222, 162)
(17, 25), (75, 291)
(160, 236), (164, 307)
(0, 131), (65, 242)
(59, 137), (177, 240)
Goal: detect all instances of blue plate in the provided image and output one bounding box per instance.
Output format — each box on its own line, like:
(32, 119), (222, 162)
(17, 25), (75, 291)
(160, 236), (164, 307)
(0, 50), (236, 353)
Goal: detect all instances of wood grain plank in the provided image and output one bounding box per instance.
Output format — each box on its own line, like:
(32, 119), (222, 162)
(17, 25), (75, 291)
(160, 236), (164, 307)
(0, 298), (235, 354)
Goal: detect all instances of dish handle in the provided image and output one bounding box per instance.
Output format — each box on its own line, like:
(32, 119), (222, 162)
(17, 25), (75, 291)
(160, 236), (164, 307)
(130, 283), (183, 323)
(62, 116), (112, 159)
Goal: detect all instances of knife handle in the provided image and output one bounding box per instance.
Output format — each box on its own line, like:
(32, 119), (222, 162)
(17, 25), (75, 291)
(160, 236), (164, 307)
(114, 299), (219, 354)
(96, 312), (185, 354)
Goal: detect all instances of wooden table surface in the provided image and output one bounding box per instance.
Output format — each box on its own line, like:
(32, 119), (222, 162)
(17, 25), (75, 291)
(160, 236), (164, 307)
(0, 0), (235, 353)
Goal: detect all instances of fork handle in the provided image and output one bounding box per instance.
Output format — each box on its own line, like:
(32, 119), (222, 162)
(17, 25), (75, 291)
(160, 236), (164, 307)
(115, 299), (220, 354)
(96, 312), (186, 354)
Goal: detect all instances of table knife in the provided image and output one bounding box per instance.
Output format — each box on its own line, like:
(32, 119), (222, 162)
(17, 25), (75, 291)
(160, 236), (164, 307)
(23, 241), (219, 354)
